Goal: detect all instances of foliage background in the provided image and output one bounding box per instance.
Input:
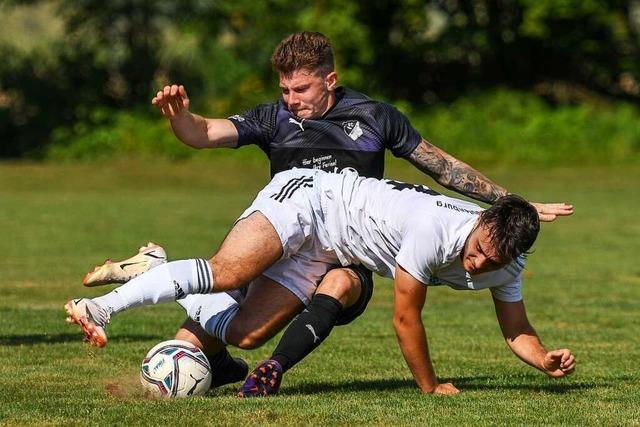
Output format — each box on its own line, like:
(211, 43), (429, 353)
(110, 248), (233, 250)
(1, 0), (640, 163)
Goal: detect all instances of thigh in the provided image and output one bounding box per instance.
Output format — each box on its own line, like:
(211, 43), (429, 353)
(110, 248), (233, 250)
(209, 169), (321, 292)
(226, 275), (305, 347)
(210, 212), (283, 291)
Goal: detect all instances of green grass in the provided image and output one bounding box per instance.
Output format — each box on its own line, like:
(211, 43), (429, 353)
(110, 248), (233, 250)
(1, 157), (639, 425)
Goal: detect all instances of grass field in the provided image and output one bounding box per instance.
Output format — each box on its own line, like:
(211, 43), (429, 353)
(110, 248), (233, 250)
(1, 157), (639, 425)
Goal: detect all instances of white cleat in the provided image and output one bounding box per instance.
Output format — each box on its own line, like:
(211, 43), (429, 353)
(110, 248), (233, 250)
(83, 242), (167, 287)
(64, 298), (110, 347)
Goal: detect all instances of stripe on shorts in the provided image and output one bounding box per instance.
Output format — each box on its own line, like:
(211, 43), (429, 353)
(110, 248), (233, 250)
(279, 178), (313, 202)
(270, 176), (313, 203)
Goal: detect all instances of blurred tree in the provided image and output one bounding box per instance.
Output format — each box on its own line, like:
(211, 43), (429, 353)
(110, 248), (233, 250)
(1, 0), (639, 158)
(354, 0), (640, 104)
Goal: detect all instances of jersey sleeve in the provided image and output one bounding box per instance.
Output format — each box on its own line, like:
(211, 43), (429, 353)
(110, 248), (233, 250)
(394, 218), (443, 286)
(376, 103), (422, 158)
(490, 275), (523, 302)
(228, 102), (278, 150)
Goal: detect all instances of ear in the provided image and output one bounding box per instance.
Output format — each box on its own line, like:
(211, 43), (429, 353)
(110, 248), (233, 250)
(324, 71), (338, 90)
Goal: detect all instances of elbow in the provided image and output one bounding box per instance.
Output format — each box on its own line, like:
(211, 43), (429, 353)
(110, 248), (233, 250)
(392, 315), (403, 332)
(393, 312), (418, 332)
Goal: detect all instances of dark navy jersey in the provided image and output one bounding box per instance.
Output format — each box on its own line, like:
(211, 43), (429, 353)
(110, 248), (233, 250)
(228, 87), (421, 178)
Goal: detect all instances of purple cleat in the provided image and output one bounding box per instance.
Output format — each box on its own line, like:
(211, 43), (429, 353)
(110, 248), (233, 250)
(237, 359), (283, 398)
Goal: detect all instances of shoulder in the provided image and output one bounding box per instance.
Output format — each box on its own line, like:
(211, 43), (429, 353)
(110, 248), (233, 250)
(395, 211), (448, 283)
(489, 270), (523, 303)
(230, 100), (282, 125)
(340, 88), (393, 110)
(339, 87), (372, 101)
(338, 87), (389, 113)
(402, 210), (448, 254)
(250, 100), (282, 114)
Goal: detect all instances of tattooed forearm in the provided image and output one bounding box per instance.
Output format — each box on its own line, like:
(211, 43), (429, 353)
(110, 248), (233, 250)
(407, 139), (508, 204)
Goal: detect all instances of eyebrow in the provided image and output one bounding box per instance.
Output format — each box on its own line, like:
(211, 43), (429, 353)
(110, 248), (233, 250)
(477, 242), (501, 265)
(280, 83), (311, 90)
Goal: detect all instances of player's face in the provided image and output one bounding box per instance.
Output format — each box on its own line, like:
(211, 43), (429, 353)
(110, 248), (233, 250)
(462, 223), (509, 275)
(279, 68), (337, 119)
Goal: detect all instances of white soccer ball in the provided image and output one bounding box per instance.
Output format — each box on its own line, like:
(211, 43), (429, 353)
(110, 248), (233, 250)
(140, 339), (212, 398)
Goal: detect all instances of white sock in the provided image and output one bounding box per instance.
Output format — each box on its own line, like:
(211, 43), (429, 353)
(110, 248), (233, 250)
(93, 259), (213, 315)
(177, 293), (240, 344)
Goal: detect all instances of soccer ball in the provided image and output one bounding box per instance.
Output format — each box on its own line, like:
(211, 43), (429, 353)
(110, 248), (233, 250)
(140, 339), (212, 398)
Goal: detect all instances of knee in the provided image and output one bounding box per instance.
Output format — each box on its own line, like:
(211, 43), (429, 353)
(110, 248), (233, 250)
(317, 269), (361, 306)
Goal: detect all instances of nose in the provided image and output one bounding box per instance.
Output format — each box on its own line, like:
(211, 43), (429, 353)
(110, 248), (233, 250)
(286, 92), (300, 108)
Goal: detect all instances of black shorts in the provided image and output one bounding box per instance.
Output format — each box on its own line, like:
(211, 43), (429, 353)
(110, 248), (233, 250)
(334, 264), (374, 326)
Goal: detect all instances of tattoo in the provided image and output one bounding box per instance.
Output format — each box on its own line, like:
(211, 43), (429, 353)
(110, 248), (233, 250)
(408, 139), (507, 204)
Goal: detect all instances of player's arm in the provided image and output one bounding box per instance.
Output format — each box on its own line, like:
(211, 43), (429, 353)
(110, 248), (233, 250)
(407, 138), (573, 221)
(392, 265), (459, 394)
(493, 297), (576, 377)
(152, 84), (239, 149)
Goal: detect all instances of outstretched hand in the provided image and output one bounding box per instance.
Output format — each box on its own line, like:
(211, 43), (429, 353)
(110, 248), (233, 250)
(530, 202), (574, 222)
(543, 349), (576, 377)
(151, 84), (190, 118)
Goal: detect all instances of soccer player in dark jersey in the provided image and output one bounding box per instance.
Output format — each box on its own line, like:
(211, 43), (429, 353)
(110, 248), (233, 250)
(88, 32), (573, 396)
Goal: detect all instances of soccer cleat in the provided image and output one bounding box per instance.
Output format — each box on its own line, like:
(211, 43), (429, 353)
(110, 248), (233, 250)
(64, 298), (110, 347)
(83, 242), (167, 287)
(237, 359), (283, 397)
(211, 356), (249, 389)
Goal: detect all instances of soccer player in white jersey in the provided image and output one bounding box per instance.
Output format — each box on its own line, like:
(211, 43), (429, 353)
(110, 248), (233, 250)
(66, 169), (576, 394)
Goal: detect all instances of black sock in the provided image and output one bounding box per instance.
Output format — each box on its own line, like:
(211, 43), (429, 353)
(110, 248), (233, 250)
(271, 294), (343, 372)
(207, 348), (248, 387)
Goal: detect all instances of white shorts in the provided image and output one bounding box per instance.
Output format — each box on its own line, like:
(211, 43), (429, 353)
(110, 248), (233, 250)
(236, 169), (340, 305)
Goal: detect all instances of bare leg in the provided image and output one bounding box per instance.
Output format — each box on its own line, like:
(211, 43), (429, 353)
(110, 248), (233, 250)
(238, 268), (366, 397)
(175, 318), (226, 354)
(174, 275), (304, 352)
(172, 275), (304, 389)
(226, 276), (305, 349)
(208, 212), (284, 292)
(268, 268), (362, 371)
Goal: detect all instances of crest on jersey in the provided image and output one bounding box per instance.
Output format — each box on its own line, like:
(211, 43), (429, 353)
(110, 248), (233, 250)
(342, 120), (363, 141)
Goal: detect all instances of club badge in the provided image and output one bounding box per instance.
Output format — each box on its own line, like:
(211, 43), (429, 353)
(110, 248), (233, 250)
(342, 120), (363, 141)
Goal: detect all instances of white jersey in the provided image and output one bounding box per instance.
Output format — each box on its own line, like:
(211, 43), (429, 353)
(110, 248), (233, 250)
(239, 169), (524, 304)
(313, 171), (524, 302)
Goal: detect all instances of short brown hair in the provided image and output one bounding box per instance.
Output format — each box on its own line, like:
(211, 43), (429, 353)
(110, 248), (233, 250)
(271, 32), (334, 76)
(479, 194), (540, 262)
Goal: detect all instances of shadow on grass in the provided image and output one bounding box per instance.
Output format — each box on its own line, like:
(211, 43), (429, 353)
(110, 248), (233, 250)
(284, 375), (603, 396)
(445, 376), (597, 394)
(0, 333), (165, 345)
(284, 378), (422, 395)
